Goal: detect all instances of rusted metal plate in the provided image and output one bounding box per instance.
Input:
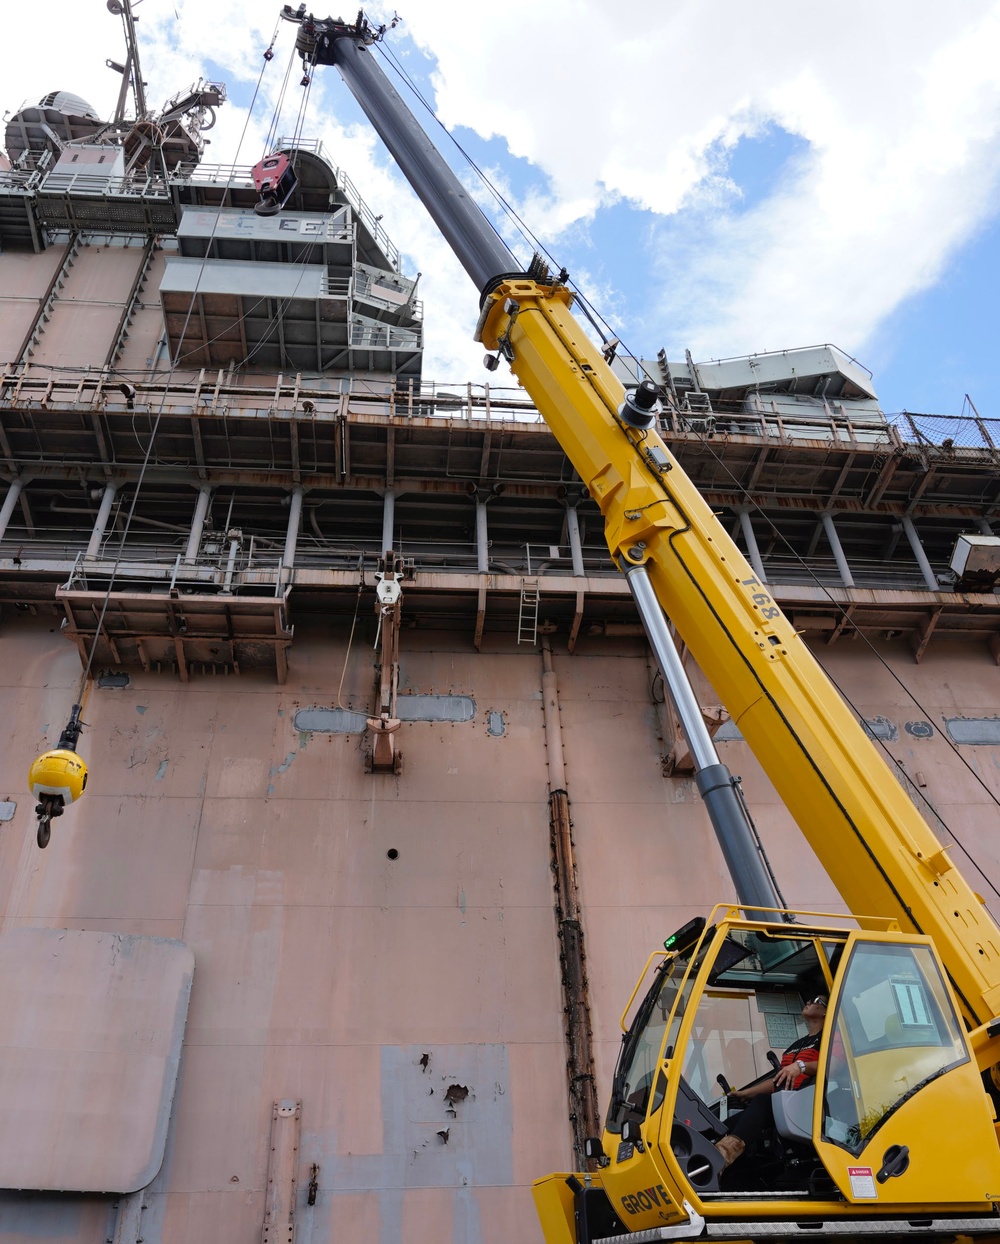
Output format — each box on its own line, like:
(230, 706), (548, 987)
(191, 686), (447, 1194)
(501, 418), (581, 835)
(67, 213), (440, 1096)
(262, 1099), (301, 1244)
(0, 928), (193, 1193)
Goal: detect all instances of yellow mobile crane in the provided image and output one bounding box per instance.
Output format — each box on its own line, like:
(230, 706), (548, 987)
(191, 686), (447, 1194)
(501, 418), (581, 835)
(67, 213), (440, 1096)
(283, 9), (1000, 1241)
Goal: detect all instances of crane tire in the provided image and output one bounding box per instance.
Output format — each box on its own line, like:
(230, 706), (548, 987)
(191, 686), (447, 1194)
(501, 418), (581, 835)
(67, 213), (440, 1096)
(37, 820), (50, 849)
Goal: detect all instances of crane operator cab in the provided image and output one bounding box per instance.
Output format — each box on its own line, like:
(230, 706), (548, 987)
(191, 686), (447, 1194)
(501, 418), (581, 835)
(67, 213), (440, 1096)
(534, 907), (1000, 1241)
(252, 151), (298, 216)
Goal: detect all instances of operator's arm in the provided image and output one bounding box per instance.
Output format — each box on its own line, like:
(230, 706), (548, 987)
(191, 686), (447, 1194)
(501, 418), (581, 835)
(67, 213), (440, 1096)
(732, 1049), (816, 1099)
(730, 1076), (775, 1102)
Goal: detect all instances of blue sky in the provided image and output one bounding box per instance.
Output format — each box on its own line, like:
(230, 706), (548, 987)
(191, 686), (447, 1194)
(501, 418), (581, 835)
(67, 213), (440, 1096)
(866, 222), (1000, 416)
(7, 0), (1000, 415)
(322, 13), (1000, 417)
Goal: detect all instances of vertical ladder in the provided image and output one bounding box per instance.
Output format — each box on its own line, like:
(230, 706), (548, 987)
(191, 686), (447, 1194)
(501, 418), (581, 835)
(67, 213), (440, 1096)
(518, 578), (539, 645)
(20, 234), (81, 366)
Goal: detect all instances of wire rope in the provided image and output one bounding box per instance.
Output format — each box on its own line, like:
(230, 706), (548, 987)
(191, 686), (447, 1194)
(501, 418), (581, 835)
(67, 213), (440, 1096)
(264, 42), (298, 156)
(334, 564), (366, 712)
(69, 23), (288, 703)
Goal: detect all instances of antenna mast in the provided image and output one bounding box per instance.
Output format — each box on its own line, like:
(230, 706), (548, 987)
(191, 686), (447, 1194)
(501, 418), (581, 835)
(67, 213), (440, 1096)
(106, 0), (148, 124)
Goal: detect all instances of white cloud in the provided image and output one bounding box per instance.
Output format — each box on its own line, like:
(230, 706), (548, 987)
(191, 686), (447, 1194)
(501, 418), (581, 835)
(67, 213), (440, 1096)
(6, 0), (1000, 384)
(402, 0), (1000, 370)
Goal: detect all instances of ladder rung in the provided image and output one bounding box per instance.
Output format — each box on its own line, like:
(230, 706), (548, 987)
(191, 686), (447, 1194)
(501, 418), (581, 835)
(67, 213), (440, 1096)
(518, 577), (539, 645)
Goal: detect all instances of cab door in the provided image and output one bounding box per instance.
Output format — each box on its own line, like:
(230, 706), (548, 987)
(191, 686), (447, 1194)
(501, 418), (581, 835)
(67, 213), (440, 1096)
(814, 933), (1000, 1208)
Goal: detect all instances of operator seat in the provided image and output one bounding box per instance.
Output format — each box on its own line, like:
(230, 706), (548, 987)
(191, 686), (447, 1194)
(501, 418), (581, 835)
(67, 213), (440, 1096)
(771, 1085), (815, 1142)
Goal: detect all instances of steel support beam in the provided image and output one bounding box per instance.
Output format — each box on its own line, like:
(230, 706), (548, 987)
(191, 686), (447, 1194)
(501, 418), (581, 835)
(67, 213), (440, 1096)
(901, 515), (939, 592)
(86, 484), (117, 558)
(738, 507), (767, 582)
(566, 506), (585, 578)
(183, 485), (212, 563)
(821, 511), (855, 588)
(381, 488), (395, 556)
(282, 487), (304, 575)
(0, 480), (24, 543)
(476, 500), (489, 574)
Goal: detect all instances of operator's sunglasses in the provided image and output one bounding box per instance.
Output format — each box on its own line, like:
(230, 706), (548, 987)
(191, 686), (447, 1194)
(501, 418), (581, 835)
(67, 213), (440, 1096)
(809, 997), (828, 1007)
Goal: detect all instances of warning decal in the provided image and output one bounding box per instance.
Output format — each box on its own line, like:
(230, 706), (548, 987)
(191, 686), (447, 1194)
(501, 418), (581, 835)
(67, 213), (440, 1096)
(848, 1165), (878, 1199)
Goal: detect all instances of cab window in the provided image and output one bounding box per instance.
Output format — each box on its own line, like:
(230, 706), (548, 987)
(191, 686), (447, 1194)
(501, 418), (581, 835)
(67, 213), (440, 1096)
(678, 930), (830, 1108)
(607, 940), (709, 1133)
(821, 941), (967, 1154)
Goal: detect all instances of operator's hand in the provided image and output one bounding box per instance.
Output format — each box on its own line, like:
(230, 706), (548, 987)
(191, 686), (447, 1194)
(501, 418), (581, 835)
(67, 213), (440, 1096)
(772, 1062), (802, 1090)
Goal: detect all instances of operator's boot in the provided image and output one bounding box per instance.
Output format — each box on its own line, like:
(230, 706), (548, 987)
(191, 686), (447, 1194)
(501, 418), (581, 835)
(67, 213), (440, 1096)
(714, 1134), (745, 1169)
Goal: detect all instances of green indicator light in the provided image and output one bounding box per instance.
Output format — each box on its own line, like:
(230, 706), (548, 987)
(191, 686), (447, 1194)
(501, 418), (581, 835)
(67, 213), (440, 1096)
(662, 916), (706, 956)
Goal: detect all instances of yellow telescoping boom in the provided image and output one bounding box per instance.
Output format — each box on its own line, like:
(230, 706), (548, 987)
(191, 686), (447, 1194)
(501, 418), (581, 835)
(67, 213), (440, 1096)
(287, 10), (1000, 1241)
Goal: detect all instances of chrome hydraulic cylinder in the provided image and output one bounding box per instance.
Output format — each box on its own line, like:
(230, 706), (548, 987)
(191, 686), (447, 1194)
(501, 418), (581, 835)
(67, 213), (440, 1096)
(626, 565), (781, 913)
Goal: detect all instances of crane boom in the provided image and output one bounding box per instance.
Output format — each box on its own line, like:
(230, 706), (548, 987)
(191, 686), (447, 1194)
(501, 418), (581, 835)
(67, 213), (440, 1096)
(288, 7), (1000, 1034)
(284, 8), (1000, 1238)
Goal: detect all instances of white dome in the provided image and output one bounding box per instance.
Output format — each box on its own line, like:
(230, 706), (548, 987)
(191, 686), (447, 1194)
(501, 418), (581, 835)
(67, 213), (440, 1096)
(36, 92), (100, 120)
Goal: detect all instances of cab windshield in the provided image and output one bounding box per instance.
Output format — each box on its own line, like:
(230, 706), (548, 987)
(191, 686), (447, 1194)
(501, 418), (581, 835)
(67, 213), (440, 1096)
(606, 939), (709, 1133)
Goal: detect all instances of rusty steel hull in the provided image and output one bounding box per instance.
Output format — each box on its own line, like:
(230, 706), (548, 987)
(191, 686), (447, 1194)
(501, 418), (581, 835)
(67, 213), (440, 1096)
(2, 614), (1000, 1241)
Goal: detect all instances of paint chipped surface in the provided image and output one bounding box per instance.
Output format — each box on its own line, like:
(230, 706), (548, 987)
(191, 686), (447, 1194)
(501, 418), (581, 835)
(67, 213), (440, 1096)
(5, 624), (1000, 1240)
(266, 751), (297, 797)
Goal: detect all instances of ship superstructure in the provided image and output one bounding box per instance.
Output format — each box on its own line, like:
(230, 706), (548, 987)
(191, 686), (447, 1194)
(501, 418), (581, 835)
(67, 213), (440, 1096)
(2, 14), (1000, 1244)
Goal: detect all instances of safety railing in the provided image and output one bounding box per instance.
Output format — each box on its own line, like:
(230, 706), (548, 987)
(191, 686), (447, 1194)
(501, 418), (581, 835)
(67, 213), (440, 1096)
(353, 270), (422, 321)
(58, 539), (285, 595)
(762, 556), (941, 593)
(23, 533), (620, 584)
(0, 524), (963, 601)
(319, 275), (352, 299)
(181, 141), (402, 272)
(0, 167), (36, 191)
(661, 401), (897, 448)
(327, 163), (401, 272)
(0, 366), (916, 434)
(350, 322), (422, 350)
(28, 170), (172, 198)
(2, 365), (996, 446)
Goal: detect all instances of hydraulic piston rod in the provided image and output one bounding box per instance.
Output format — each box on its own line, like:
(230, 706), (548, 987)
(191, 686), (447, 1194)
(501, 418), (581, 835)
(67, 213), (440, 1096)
(626, 566), (781, 913)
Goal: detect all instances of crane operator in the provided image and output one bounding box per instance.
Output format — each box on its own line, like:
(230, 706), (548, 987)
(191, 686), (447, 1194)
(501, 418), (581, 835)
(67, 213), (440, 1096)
(715, 995), (828, 1169)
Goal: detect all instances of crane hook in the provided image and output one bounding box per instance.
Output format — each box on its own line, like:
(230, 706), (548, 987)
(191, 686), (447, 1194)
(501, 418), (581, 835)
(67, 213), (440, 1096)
(28, 704), (89, 849)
